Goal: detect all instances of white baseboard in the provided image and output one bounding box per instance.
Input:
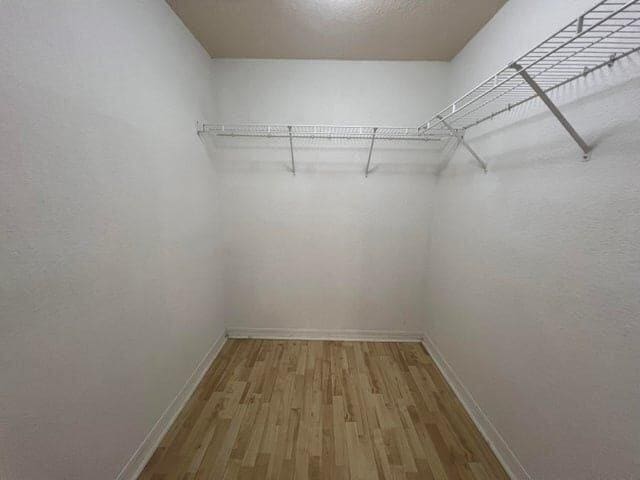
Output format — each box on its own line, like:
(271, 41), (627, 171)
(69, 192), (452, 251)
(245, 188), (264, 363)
(421, 333), (531, 480)
(226, 326), (423, 343)
(115, 331), (228, 480)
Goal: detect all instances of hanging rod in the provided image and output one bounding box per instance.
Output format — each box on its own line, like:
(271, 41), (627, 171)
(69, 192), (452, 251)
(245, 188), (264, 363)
(421, 0), (640, 168)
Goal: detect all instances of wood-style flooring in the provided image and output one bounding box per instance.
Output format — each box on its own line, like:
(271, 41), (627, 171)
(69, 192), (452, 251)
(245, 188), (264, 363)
(139, 339), (509, 480)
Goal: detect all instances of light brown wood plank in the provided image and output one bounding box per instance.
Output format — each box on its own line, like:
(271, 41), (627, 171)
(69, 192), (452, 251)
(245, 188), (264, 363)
(138, 339), (509, 480)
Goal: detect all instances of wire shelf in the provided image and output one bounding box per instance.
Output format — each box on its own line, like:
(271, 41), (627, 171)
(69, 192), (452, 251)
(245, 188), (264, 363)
(420, 0), (640, 134)
(200, 124), (450, 142)
(199, 0), (640, 175)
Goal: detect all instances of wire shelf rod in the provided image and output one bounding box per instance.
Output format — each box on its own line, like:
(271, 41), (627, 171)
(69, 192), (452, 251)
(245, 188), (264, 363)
(463, 45), (640, 129)
(450, 15), (640, 128)
(452, 19), (640, 129)
(200, 124), (449, 142)
(421, 0), (640, 133)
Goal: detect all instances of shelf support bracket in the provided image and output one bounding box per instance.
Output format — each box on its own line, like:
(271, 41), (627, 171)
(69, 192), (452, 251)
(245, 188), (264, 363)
(364, 127), (378, 177)
(511, 63), (591, 159)
(438, 117), (487, 173)
(288, 126), (296, 176)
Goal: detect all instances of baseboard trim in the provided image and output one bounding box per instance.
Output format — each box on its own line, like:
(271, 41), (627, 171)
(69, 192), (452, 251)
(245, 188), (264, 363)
(226, 327), (423, 343)
(421, 333), (531, 480)
(115, 331), (227, 480)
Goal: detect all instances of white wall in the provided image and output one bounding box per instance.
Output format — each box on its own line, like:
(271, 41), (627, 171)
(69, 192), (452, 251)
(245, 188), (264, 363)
(3, 2), (639, 479)
(425, 1), (640, 479)
(0, 2), (224, 479)
(210, 59), (449, 336)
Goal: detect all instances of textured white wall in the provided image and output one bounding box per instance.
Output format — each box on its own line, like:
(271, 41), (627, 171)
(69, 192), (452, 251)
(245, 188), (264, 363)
(210, 59), (449, 334)
(0, 2), (224, 479)
(425, 1), (640, 479)
(3, 1), (639, 479)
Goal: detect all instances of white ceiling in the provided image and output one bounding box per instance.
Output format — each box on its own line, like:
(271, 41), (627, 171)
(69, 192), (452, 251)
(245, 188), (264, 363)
(167, 0), (507, 61)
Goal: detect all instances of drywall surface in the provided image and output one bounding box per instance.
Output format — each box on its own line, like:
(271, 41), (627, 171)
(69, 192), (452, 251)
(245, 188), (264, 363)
(425, 0), (640, 478)
(0, 2), (224, 479)
(210, 59), (448, 334)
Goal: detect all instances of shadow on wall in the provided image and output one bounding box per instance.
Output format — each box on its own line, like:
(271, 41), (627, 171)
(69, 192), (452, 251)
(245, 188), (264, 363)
(198, 134), (446, 176)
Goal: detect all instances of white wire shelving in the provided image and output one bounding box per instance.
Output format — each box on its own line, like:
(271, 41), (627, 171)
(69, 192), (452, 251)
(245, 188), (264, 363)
(199, 0), (640, 176)
(421, 0), (640, 169)
(198, 124), (450, 176)
(199, 124), (449, 141)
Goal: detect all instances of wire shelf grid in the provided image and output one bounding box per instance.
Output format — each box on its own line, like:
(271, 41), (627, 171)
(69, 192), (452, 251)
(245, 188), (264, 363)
(200, 124), (450, 142)
(420, 0), (640, 134)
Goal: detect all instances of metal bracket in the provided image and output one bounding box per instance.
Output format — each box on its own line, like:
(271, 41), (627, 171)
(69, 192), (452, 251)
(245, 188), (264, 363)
(511, 63), (591, 160)
(438, 117), (488, 173)
(288, 126), (296, 176)
(196, 121), (206, 135)
(364, 127), (378, 177)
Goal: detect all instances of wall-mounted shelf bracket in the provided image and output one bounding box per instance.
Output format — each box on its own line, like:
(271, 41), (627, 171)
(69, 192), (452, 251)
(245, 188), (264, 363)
(364, 127), (378, 177)
(510, 63), (592, 160)
(288, 126), (296, 175)
(438, 117), (487, 173)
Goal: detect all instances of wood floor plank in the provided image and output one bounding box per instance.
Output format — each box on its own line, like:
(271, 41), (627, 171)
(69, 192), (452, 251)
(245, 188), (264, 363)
(138, 339), (509, 480)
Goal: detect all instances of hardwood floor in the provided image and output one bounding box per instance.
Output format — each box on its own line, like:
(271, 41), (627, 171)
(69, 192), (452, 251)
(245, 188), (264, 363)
(139, 339), (509, 480)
